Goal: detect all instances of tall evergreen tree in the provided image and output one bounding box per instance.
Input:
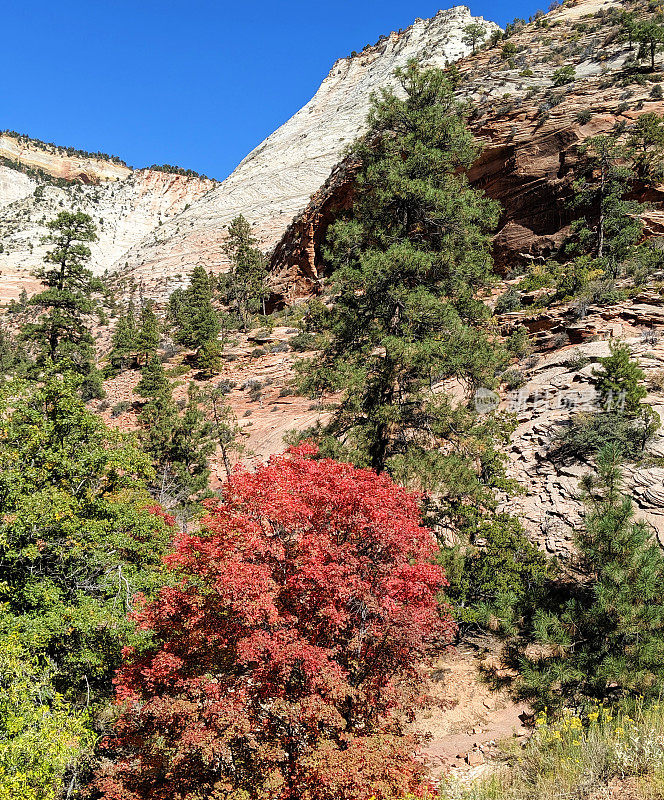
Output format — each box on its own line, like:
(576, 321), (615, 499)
(628, 112), (664, 180)
(521, 445), (664, 707)
(221, 215), (269, 330)
(135, 362), (212, 513)
(168, 266), (221, 363)
(201, 384), (244, 477)
(567, 134), (645, 277)
(135, 352), (169, 399)
(107, 299), (137, 375)
(635, 17), (664, 72)
(22, 211), (104, 398)
(296, 63), (509, 504)
(462, 22), (487, 54)
(134, 302), (160, 365)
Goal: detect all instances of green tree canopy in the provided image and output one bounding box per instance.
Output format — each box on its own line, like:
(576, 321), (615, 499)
(296, 63), (510, 508)
(220, 215), (269, 330)
(107, 300), (137, 375)
(22, 212), (105, 398)
(168, 266), (221, 362)
(567, 134), (645, 277)
(0, 376), (173, 704)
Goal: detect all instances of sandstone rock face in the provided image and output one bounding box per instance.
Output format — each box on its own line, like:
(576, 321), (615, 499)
(0, 165), (35, 210)
(270, 0), (656, 301)
(98, 6), (498, 292)
(498, 330), (664, 559)
(0, 133), (131, 184)
(0, 169), (217, 303)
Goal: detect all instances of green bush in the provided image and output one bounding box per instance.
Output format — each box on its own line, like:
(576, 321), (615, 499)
(501, 41), (518, 59)
(506, 326), (532, 359)
(0, 634), (94, 800)
(111, 400), (132, 417)
(495, 287), (523, 314)
(288, 332), (319, 351)
(437, 513), (551, 633)
(503, 367), (526, 390)
(552, 65), (575, 86)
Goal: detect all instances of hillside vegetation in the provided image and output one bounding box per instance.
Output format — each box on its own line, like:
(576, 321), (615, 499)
(4, 0), (664, 798)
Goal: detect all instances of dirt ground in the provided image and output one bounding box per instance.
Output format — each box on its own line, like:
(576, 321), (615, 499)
(413, 637), (531, 783)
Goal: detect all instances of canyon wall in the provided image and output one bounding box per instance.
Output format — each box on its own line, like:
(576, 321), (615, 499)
(0, 6), (496, 302)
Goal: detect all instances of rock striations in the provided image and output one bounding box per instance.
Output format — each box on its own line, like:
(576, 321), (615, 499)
(0, 6), (496, 302)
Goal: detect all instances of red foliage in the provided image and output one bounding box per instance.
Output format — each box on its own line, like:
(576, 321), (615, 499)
(96, 446), (454, 800)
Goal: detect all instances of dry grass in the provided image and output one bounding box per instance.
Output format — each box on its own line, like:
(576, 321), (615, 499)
(437, 701), (664, 800)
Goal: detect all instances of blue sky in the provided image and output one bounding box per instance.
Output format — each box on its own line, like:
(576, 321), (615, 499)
(4, 0), (541, 181)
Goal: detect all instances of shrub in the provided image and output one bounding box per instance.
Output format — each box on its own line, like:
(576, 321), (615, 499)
(501, 41), (518, 59)
(439, 513), (550, 634)
(95, 447), (454, 800)
(576, 109), (592, 124)
(565, 349), (590, 371)
(506, 325), (532, 358)
(244, 379), (263, 402)
(495, 286), (523, 314)
(0, 634), (94, 800)
(288, 331), (318, 351)
(215, 378), (236, 395)
(552, 65), (576, 86)
(503, 367), (527, 390)
(439, 701), (664, 800)
(111, 400), (132, 417)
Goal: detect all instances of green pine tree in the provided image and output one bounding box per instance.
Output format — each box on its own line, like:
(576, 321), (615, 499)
(221, 215), (269, 331)
(628, 112), (664, 181)
(567, 134), (645, 277)
(135, 352), (169, 399)
(594, 339), (648, 417)
(21, 211), (105, 399)
(556, 341), (659, 461)
(135, 364), (213, 513)
(196, 337), (224, 377)
(169, 266), (221, 363)
(634, 17), (664, 71)
(521, 444), (664, 707)
(202, 384), (244, 478)
(134, 302), (160, 365)
(295, 62), (510, 505)
(108, 300), (137, 375)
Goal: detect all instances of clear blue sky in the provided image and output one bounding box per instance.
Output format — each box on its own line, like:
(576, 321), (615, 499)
(4, 0), (541, 181)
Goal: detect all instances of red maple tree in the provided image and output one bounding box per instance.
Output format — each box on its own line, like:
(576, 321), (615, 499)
(96, 445), (454, 800)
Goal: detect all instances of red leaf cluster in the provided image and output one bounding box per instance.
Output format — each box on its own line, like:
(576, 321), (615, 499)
(97, 446), (454, 800)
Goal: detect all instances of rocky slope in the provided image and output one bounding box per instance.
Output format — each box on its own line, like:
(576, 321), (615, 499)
(271, 0), (653, 301)
(0, 166), (217, 302)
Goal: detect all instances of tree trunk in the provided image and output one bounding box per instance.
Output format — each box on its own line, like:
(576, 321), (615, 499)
(369, 421), (390, 474)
